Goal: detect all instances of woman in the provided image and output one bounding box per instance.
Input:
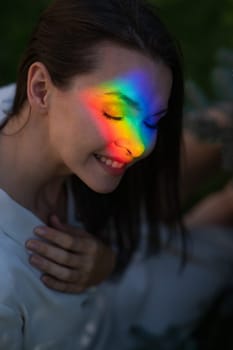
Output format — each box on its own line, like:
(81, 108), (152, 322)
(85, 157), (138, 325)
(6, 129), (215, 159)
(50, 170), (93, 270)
(0, 0), (183, 348)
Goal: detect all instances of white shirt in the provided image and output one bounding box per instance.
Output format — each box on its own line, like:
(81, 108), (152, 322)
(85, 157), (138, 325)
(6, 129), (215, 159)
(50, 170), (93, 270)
(0, 183), (108, 350)
(0, 83), (15, 122)
(1, 83), (233, 350)
(0, 84), (113, 350)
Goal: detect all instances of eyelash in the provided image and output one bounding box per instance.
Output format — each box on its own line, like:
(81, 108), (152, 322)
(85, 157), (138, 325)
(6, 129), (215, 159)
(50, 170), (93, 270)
(103, 112), (122, 121)
(143, 121), (158, 130)
(103, 112), (158, 130)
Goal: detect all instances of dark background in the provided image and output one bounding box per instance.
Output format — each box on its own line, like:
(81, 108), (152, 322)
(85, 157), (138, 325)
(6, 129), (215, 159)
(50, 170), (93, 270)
(0, 2), (232, 349)
(0, 0), (233, 98)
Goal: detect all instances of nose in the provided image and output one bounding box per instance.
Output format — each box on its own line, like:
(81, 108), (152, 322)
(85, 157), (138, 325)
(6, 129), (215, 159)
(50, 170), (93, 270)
(114, 137), (145, 159)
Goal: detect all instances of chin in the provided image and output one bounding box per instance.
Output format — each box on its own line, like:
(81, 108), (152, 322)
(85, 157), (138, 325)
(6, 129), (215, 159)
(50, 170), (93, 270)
(88, 182), (120, 194)
(84, 177), (122, 194)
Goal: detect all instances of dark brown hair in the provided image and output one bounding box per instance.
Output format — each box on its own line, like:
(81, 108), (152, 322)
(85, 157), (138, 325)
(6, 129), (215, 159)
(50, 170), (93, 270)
(4, 0), (185, 274)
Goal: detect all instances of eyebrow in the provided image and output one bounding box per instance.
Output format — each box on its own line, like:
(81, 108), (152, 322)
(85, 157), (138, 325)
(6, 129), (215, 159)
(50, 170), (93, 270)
(104, 91), (168, 117)
(104, 91), (141, 111)
(153, 108), (168, 117)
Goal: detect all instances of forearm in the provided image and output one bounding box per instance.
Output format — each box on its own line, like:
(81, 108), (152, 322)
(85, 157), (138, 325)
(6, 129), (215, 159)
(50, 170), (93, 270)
(184, 181), (233, 228)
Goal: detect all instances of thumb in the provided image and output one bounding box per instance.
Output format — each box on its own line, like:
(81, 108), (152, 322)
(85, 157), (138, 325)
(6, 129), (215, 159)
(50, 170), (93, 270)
(49, 214), (87, 236)
(49, 214), (64, 228)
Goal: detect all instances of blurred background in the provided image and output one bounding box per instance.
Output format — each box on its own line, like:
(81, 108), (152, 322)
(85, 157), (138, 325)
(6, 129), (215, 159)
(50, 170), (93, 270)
(0, 1), (232, 349)
(0, 0), (232, 94)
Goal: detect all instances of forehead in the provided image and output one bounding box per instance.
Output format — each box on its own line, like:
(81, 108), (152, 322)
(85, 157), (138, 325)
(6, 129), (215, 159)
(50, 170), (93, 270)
(73, 43), (172, 110)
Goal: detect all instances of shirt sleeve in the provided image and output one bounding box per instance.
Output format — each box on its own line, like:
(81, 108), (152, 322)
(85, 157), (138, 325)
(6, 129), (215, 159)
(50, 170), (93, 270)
(0, 83), (16, 122)
(0, 304), (23, 350)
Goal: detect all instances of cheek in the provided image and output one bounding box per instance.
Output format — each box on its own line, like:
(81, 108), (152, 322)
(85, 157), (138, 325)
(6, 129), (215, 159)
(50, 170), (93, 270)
(76, 101), (115, 143)
(142, 130), (158, 158)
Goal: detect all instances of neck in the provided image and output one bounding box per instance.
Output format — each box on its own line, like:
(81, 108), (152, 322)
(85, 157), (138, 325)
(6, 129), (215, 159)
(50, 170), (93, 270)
(0, 107), (69, 223)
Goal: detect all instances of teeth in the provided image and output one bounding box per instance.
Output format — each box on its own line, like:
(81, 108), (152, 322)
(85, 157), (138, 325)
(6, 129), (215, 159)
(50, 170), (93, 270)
(95, 154), (124, 169)
(112, 161), (123, 168)
(106, 159), (112, 166)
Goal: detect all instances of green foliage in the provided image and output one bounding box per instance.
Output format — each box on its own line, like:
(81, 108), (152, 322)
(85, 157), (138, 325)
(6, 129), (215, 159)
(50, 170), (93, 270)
(0, 0), (232, 95)
(151, 0), (233, 96)
(0, 0), (49, 85)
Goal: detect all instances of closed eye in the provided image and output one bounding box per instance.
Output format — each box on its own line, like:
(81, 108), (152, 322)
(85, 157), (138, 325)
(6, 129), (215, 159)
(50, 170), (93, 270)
(144, 109), (168, 130)
(143, 116), (160, 130)
(103, 110), (166, 130)
(103, 111), (123, 121)
(143, 120), (158, 130)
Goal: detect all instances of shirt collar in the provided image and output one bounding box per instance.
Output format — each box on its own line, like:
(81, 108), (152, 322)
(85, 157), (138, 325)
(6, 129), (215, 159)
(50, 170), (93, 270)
(0, 177), (83, 247)
(0, 189), (43, 247)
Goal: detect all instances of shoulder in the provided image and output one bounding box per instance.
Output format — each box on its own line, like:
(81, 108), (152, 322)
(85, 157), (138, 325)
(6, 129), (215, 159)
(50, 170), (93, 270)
(0, 83), (16, 122)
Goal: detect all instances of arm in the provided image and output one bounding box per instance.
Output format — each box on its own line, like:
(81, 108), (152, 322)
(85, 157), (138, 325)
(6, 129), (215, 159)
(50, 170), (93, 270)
(184, 180), (233, 228)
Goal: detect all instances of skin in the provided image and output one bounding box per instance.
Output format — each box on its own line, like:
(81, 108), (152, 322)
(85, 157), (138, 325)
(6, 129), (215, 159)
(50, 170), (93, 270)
(27, 134), (233, 293)
(28, 215), (117, 293)
(0, 42), (172, 292)
(184, 180), (233, 228)
(25, 96), (233, 292)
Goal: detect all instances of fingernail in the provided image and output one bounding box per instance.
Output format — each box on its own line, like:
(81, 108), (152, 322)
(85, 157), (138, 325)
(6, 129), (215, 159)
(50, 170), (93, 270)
(34, 227), (47, 235)
(42, 276), (50, 284)
(26, 240), (37, 250)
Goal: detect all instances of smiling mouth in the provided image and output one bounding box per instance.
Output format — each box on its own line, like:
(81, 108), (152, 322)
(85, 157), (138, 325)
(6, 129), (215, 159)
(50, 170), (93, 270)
(94, 154), (126, 169)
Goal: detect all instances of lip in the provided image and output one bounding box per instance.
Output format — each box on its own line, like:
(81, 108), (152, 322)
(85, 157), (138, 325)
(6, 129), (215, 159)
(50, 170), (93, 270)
(94, 154), (128, 176)
(94, 153), (132, 165)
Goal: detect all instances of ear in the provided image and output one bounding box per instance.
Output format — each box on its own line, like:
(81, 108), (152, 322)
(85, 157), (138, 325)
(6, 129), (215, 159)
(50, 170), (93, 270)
(27, 62), (53, 113)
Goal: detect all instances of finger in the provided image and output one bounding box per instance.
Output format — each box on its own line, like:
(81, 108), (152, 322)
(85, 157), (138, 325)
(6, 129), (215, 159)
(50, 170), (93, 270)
(49, 215), (72, 232)
(33, 226), (81, 253)
(34, 225), (98, 255)
(26, 239), (81, 268)
(41, 275), (87, 294)
(49, 215), (87, 237)
(29, 254), (80, 282)
(72, 236), (99, 256)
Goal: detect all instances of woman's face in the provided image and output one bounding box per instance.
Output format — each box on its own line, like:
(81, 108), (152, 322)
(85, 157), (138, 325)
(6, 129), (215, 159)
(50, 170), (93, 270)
(47, 43), (172, 193)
